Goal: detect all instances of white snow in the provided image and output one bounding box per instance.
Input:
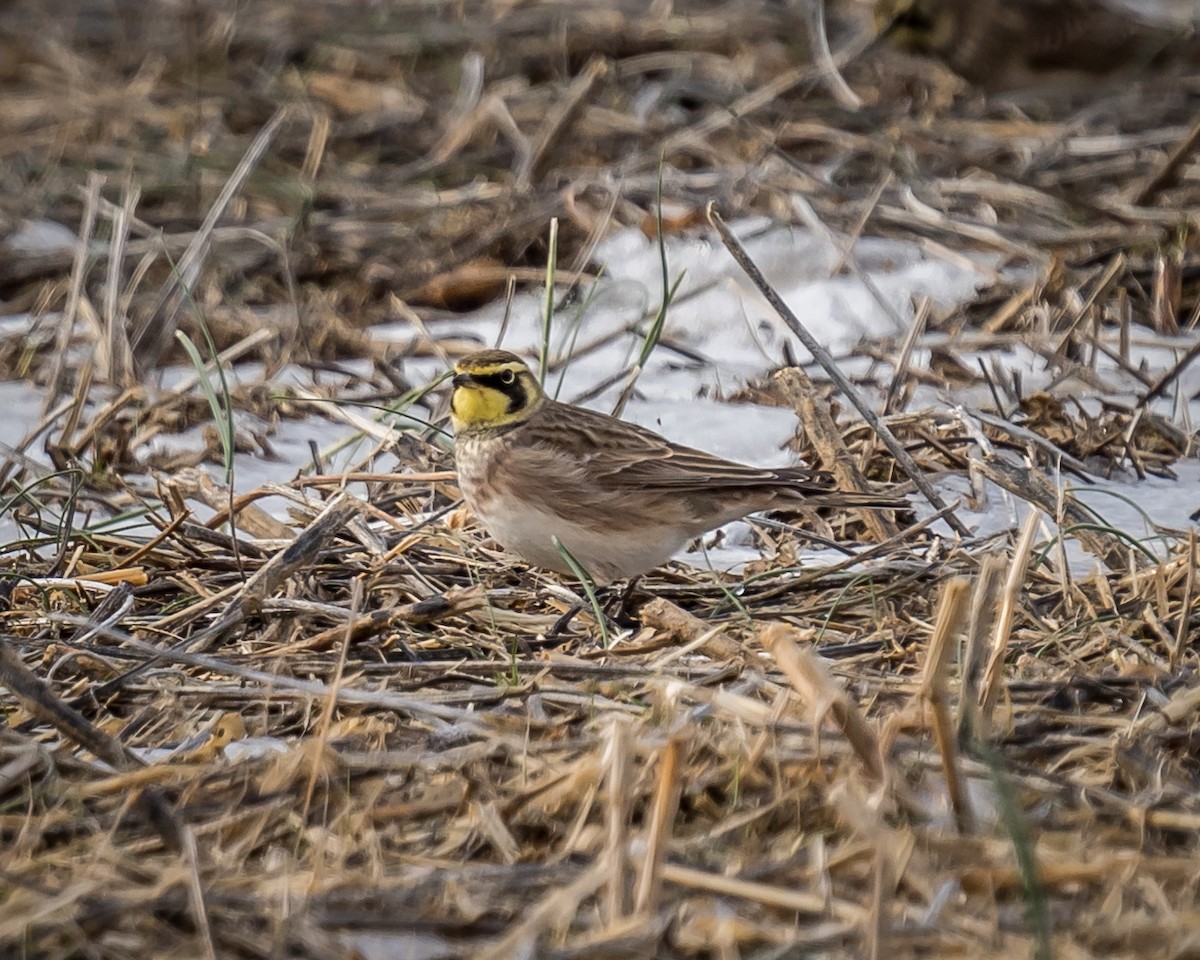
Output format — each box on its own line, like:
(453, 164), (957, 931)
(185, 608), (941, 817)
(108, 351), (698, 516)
(1, 220), (1197, 580)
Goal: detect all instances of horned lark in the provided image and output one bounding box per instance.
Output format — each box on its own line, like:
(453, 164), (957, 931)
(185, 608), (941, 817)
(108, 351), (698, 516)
(449, 349), (904, 583)
(874, 0), (1198, 90)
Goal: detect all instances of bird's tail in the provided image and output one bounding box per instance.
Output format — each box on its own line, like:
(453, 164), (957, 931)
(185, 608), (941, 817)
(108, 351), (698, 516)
(770, 467), (909, 510)
(774, 484), (909, 510)
(801, 490), (909, 510)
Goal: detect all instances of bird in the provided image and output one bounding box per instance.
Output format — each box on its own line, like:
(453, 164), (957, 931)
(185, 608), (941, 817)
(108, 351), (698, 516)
(448, 349), (905, 583)
(873, 0), (1199, 90)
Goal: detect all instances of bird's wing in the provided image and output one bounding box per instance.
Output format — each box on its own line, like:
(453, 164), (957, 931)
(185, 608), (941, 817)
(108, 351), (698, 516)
(1018, 0), (1177, 68)
(520, 400), (834, 493)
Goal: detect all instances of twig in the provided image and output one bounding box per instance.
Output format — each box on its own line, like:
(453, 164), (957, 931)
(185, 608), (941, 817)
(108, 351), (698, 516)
(0, 637), (184, 853)
(1128, 111), (1200, 206)
(708, 204), (971, 537)
(44, 173), (102, 415)
(633, 736), (683, 915)
(603, 715), (633, 923)
(130, 107), (290, 369)
(758, 623), (883, 782)
(968, 409), (1095, 480)
(920, 578), (973, 834)
(977, 511), (1041, 738)
(883, 295), (930, 416)
(517, 56), (608, 189)
(1137, 335), (1200, 408)
(971, 454), (1146, 572)
(808, 0), (861, 109)
(957, 554), (1006, 747)
(49, 614), (480, 725)
(775, 366), (898, 542)
(1172, 530), (1197, 669)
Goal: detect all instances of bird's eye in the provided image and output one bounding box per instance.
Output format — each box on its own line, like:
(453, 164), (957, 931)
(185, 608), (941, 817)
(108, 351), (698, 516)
(500, 369), (516, 385)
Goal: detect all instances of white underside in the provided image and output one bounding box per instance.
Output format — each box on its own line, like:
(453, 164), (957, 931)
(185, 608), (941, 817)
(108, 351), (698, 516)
(473, 497), (687, 583)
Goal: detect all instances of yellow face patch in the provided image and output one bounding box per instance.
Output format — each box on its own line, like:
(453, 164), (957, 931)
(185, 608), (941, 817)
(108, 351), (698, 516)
(449, 355), (541, 433)
(451, 380), (518, 430)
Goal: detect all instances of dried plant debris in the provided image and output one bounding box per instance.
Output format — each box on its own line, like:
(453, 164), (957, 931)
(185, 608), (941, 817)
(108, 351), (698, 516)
(2, 405), (1199, 958)
(1, 1), (1200, 958)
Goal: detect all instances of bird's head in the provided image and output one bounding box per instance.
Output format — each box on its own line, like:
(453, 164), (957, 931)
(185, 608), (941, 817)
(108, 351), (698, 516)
(874, 0), (957, 55)
(450, 350), (543, 434)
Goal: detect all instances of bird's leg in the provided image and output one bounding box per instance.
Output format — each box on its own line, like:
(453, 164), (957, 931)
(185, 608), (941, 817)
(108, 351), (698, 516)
(603, 575), (646, 629)
(547, 602), (585, 638)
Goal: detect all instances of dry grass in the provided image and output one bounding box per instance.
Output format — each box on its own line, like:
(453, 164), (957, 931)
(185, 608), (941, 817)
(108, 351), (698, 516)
(2, 1), (1200, 957)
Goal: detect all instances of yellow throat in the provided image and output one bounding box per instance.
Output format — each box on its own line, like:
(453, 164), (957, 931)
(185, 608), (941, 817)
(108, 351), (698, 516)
(449, 350), (542, 434)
